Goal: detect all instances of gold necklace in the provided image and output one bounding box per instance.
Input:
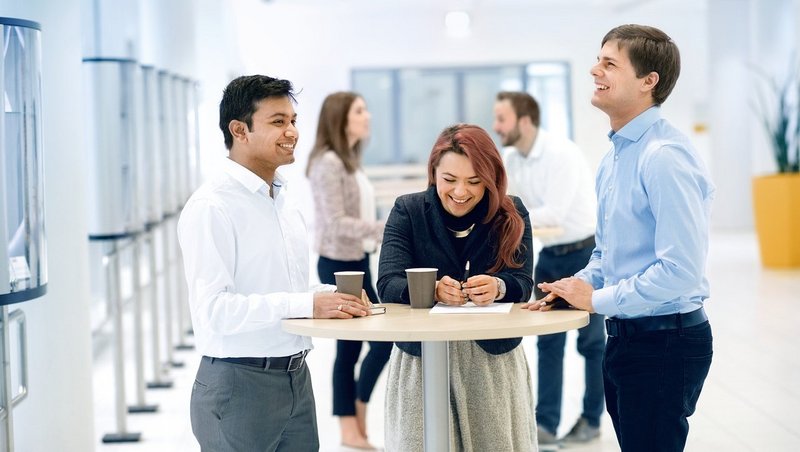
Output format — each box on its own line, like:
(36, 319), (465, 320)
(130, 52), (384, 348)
(447, 223), (475, 238)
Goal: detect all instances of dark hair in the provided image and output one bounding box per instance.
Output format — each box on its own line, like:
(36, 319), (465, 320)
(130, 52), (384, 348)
(427, 124), (525, 273)
(219, 75), (296, 150)
(496, 91), (540, 127)
(602, 24), (680, 105)
(306, 91), (363, 175)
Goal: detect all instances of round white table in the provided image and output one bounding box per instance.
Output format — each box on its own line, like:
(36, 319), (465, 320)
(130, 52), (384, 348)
(283, 303), (589, 451)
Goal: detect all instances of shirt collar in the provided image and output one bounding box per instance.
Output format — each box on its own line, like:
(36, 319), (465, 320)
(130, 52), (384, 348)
(222, 158), (287, 197)
(527, 128), (546, 159)
(608, 105), (661, 143)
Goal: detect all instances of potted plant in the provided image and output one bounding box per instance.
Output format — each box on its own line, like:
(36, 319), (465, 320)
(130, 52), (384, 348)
(752, 64), (800, 268)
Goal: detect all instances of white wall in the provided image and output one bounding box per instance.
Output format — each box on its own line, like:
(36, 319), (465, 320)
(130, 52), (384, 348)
(0, 0), (242, 450)
(0, 1), (95, 451)
(228, 0), (712, 226)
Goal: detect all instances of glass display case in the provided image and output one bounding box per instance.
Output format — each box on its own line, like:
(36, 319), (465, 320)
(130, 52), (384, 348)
(82, 57), (144, 238)
(1, 18), (47, 305)
(157, 70), (178, 216)
(140, 65), (163, 227)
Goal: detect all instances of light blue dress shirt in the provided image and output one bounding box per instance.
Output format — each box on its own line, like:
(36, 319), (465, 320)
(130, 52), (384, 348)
(575, 106), (715, 319)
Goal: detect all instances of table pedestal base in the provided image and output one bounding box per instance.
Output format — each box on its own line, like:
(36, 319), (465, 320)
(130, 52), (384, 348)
(422, 341), (450, 452)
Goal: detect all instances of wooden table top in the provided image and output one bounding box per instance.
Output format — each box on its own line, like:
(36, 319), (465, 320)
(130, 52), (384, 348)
(283, 303), (589, 342)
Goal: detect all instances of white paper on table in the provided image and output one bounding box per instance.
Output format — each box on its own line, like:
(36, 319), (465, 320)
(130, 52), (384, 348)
(429, 302), (513, 314)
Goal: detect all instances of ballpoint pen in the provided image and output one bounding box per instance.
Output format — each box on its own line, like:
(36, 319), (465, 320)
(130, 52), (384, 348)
(462, 260), (470, 301)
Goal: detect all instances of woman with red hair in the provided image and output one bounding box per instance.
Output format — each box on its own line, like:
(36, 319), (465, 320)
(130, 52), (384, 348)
(378, 124), (537, 451)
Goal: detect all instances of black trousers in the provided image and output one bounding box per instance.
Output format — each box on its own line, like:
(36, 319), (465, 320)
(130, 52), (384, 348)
(317, 255), (392, 416)
(534, 241), (606, 432)
(604, 321), (713, 451)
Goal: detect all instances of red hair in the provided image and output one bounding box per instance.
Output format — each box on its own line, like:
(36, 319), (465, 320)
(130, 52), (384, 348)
(427, 124), (525, 273)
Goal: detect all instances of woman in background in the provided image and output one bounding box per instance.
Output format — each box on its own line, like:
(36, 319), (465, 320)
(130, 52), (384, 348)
(377, 124), (536, 451)
(306, 92), (391, 450)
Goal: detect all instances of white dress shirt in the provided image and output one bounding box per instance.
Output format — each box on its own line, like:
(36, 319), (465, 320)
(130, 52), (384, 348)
(503, 128), (596, 247)
(178, 158), (326, 358)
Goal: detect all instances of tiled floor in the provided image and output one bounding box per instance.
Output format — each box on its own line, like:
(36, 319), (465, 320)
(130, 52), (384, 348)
(93, 231), (800, 451)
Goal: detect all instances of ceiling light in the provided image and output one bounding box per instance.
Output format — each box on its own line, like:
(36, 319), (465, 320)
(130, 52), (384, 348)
(445, 11), (471, 38)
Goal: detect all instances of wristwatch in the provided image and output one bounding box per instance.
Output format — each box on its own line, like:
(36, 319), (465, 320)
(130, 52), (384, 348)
(494, 277), (506, 301)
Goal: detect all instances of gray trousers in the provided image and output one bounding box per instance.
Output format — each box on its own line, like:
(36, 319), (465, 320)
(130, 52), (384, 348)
(190, 356), (319, 452)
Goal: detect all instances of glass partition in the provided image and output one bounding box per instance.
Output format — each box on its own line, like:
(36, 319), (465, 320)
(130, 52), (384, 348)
(1, 17), (47, 305)
(82, 57), (143, 238)
(353, 62), (572, 166)
(140, 65), (163, 226)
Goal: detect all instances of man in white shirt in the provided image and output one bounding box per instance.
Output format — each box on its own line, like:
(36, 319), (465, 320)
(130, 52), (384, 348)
(178, 75), (370, 451)
(494, 92), (605, 450)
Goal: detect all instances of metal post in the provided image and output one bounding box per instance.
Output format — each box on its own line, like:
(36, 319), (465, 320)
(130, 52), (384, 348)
(146, 229), (172, 389)
(101, 241), (141, 443)
(1, 306), (15, 452)
(0, 308), (32, 452)
(127, 237), (157, 413)
(421, 340), (450, 452)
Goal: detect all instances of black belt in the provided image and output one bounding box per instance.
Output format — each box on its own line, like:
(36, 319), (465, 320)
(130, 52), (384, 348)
(542, 236), (595, 256)
(211, 350), (308, 372)
(605, 308), (708, 338)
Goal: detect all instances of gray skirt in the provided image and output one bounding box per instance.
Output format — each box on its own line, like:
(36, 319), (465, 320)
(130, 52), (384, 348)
(384, 341), (537, 452)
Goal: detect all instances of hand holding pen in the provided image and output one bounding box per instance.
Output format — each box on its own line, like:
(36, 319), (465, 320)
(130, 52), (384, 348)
(435, 274), (468, 305)
(434, 260), (470, 306)
(460, 260), (504, 306)
(462, 278), (502, 305)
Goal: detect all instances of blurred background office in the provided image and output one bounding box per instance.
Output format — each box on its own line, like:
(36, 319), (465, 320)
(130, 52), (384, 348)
(0, 0), (798, 451)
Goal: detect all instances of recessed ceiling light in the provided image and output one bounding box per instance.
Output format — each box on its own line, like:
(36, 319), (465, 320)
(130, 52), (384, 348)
(445, 11), (471, 38)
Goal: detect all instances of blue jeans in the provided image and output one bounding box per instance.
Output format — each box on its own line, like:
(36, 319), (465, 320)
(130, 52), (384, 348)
(535, 243), (605, 433)
(604, 321), (713, 452)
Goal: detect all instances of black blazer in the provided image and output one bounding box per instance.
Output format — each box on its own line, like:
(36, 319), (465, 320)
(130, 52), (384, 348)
(377, 186), (534, 356)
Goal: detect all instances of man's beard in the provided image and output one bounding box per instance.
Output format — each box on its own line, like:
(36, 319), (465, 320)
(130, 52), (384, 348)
(502, 125), (522, 147)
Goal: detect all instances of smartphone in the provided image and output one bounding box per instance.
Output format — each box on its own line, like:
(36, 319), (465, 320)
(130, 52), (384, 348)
(370, 306), (386, 315)
(542, 297), (571, 310)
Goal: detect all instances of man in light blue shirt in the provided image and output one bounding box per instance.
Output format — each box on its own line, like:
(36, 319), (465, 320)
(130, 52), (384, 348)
(525, 25), (715, 451)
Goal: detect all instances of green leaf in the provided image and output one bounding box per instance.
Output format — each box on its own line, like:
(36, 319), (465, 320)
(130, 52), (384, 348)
(751, 62), (800, 173)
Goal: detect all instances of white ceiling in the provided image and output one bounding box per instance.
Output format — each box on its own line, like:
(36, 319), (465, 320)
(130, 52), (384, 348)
(259, 0), (699, 13)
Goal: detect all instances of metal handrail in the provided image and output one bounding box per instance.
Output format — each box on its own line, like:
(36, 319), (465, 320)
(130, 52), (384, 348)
(9, 309), (27, 408)
(0, 307), (27, 426)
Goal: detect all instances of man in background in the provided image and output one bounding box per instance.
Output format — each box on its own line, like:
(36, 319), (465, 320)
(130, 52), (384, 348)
(494, 91), (605, 450)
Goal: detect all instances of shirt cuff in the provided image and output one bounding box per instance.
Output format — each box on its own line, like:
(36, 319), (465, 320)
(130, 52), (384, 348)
(309, 283), (337, 293)
(592, 286), (622, 317)
(286, 292), (315, 319)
